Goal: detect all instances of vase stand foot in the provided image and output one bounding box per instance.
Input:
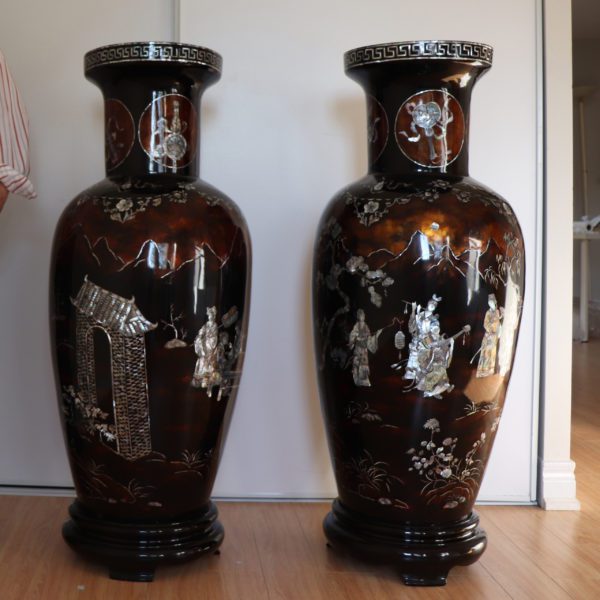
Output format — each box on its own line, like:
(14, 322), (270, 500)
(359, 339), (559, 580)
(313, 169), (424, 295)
(63, 500), (224, 580)
(109, 568), (155, 582)
(324, 499), (486, 587)
(399, 571), (449, 587)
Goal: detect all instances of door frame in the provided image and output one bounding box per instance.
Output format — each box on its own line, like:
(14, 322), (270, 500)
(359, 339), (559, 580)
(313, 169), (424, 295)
(538, 0), (580, 510)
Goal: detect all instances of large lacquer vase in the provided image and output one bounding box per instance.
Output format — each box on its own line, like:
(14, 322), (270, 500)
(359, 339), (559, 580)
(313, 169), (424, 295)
(50, 43), (251, 581)
(312, 41), (525, 586)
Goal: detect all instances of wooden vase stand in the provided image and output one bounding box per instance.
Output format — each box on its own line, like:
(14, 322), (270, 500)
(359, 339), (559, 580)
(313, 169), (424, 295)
(323, 499), (487, 586)
(63, 500), (224, 581)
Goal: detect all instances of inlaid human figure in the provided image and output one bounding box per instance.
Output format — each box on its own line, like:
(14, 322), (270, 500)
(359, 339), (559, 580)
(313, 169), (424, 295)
(476, 294), (504, 378)
(152, 98), (188, 162)
(498, 275), (521, 376)
(192, 306), (221, 395)
(368, 116), (381, 144)
(399, 100), (453, 162)
(415, 324), (454, 398)
(404, 295), (441, 380)
(349, 309), (379, 387)
(413, 323), (471, 398)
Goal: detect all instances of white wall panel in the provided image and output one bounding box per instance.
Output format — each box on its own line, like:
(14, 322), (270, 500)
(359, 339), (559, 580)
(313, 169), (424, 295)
(0, 0), (173, 486)
(180, 0), (541, 501)
(0, 0), (541, 502)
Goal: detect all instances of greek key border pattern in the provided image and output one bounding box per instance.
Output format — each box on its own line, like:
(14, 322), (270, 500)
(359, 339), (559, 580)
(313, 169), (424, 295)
(85, 43), (222, 73)
(344, 41), (493, 70)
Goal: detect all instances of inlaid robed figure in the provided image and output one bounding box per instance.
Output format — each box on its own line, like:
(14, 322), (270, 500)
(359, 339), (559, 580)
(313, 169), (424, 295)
(50, 43), (251, 581)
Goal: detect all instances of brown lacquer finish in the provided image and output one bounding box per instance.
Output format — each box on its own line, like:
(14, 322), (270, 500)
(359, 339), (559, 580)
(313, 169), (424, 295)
(313, 41), (524, 585)
(50, 43), (250, 581)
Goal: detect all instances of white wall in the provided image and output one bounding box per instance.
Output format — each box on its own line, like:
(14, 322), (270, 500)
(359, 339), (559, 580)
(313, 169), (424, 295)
(0, 0), (542, 502)
(0, 1), (174, 487)
(182, 0), (542, 501)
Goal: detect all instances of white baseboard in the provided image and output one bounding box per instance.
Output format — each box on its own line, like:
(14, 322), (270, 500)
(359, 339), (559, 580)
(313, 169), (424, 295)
(538, 459), (581, 510)
(0, 486), (75, 497)
(0, 487), (538, 506)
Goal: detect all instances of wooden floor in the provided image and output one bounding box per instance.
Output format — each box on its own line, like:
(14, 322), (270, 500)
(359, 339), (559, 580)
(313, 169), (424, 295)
(0, 342), (598, 599)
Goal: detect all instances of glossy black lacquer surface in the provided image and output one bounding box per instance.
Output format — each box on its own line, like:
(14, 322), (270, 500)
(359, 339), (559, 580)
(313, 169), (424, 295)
(313, 41), (524, 585)
(50, 43), (250, 581)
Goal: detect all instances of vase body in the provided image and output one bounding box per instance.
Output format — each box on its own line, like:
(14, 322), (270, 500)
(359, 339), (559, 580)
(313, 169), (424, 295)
(50, 43), (251, 581)
(313, 41), (525, 586)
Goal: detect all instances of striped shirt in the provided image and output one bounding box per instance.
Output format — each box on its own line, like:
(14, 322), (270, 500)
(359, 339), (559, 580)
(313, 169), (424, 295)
(0, 49), (36, 199)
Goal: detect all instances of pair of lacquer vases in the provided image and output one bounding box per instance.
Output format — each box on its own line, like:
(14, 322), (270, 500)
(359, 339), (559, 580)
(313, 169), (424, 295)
(50, 40), (524, 587)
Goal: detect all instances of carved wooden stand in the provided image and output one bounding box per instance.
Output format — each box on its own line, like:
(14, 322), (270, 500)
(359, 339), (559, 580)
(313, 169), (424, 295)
(324, 500), (486, 586)
(63, 501), (224, 582)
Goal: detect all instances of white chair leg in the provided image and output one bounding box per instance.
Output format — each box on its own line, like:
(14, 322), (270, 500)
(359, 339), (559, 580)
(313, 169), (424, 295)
(580, 239), (590, 342)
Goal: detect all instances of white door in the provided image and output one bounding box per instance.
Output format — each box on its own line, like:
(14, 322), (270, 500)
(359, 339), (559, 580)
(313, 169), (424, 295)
(0, 0), (541, 502)
(180, 0), (542, 502)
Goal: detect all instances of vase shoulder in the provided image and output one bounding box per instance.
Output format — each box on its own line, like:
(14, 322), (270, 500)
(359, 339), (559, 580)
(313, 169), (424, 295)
(318, 174), (522, 260)
(62, 177), (247, 226)
(54, 178), (250, 270)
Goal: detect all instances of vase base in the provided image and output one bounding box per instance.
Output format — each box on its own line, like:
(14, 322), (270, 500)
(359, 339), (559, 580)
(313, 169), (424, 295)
(323, 499), (486, 586)
(63, 500), (224, 581)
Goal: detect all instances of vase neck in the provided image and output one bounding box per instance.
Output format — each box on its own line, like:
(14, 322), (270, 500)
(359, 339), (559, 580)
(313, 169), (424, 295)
(85, 44), (221, 183)
(347, 54), (490, 179)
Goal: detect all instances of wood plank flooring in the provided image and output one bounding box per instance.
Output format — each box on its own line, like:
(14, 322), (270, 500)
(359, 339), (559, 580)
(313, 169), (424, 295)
(0, 340), (598, 598)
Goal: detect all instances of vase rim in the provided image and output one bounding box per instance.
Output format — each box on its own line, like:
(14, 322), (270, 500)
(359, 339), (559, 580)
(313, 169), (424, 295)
(84, 41), (222, 75)
(344, 40), (493, 71)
